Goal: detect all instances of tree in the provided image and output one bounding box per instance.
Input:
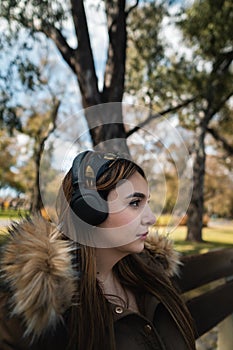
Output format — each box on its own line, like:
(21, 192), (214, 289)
(21, 98), (60, 212)
(0, 21), (42, 134)
(178, 0), (233, 241)
(0, 44), (64, 211)
(204, 108), (233, 218)
(125, 0), (233, 241)
(126, 1), (165, 106)
(0, 98), (60, 212)
(0, 0), (142, 152)
(0, 1), (194, 151)
(207, 104), (233, 158)
(1, 1), (232, 242)
(204, 154), (233, 218)
(0, 130), (23, 191)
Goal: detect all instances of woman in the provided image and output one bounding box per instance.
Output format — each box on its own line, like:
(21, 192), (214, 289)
(0, 150), (196, 349)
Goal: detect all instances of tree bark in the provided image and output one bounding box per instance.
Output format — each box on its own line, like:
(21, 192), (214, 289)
(186, 123), (206, 242)
(31, 142), (44, 213)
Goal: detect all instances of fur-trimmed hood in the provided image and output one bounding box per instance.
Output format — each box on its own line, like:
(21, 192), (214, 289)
(0, 215), (180, 340)
(144, 232), (181, 277)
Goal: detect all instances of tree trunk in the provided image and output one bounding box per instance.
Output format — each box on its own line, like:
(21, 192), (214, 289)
(79, 0), (129, 153)
(30, 100), (60, 213)
(31, 142), (44, 213)
(43, 0), (130, 153)
(186, 123), (206, 242)
(84, 102), (129, 153)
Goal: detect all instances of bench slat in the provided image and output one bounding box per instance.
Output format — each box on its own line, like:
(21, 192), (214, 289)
(174, 248), (233, 293)
(186, 278), (233, 337)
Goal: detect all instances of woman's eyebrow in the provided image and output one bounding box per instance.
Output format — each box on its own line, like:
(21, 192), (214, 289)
(125, 192), (146, 199)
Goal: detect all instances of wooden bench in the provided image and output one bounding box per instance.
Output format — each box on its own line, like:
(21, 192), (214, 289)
(173, 248), (233, 347)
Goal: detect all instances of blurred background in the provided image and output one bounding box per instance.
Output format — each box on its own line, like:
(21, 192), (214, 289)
(0, 0), (232, 249)
(0, 1), (233, 348)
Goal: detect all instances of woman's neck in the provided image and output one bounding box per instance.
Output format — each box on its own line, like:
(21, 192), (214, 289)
(95, 247), (127, 282)
(95, 248), (139, 312)
(96, 256), (127, 307)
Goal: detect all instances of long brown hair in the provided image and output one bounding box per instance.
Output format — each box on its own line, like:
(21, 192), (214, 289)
(56, 154), (195, 350)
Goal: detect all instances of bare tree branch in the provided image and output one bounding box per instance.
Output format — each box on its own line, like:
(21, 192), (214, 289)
(41, 25), (77, 74)
(212, 50), (233, 75)
(126, 97), (197, 137)
(209, 90), (233, 120)
(47, 99), (61, 135)
(2, 11), (78, 76)
(207, 127), (233, 155)
(125, 0), (139, 17)
(205, 52), (233, 118)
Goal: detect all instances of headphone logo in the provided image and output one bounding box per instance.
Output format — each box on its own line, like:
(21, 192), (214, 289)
(85, 165), (95, 187)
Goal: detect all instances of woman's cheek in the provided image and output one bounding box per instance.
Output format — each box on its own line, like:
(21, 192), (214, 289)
(103, 208), (138, 228)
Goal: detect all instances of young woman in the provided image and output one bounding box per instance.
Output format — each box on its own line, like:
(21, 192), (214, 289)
(0, 150), (196, 349)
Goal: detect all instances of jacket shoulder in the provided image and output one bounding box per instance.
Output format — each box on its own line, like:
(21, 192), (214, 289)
(0, 215), (76, 340)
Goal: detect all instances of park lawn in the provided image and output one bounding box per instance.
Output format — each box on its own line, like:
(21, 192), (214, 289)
(0, 225), (10, 245)
(0, 230), (8, 245)
(169, 223), (233, 255)
(0, 209), (28, 219)
(0, 209), (29, 245)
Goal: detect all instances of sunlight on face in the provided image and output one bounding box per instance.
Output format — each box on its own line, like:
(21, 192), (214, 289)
(94, 171), (156, 250)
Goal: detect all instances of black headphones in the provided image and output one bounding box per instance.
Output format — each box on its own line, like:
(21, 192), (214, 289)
(70, 150), (119, 226)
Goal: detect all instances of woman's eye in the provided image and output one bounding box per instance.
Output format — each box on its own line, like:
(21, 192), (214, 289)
(129, 199), (141, 208)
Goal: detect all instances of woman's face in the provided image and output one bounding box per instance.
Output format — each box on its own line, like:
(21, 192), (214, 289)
(96, 171), (156, 253)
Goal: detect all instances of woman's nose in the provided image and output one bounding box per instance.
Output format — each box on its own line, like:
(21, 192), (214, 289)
(142, 203), (156, 226)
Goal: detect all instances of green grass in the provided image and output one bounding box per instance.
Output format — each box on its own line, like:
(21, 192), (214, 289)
(0, 209), (28, 219)
(0, 209), (26, 245)
(169, 223), (233, 255)
(0, 223), (10, 245)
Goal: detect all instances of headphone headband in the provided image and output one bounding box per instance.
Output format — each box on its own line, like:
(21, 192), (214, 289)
(71, 151), (119, 189)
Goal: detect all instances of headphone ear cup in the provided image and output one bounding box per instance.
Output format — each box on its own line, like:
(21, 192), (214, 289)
(70, 187), (108, 226)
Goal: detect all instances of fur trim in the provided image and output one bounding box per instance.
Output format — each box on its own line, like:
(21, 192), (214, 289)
(0, 216), (180, 339)
(145, 231), (181, 277)
(1, 215), (76, 339)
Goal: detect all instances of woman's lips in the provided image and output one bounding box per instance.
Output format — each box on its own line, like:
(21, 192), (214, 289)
(137, 232), (148, 240)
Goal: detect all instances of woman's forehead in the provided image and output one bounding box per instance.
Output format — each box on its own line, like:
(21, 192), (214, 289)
(108, 172), (149, 199)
